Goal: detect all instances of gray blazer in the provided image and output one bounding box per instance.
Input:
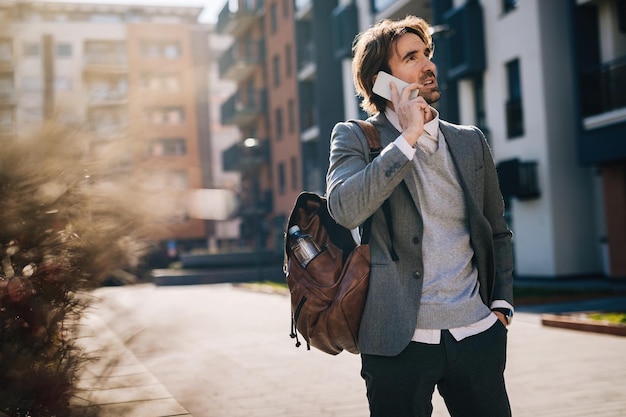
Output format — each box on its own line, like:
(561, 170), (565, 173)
(326, 112), (514, 356)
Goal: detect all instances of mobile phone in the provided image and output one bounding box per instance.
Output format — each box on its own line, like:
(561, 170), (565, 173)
(372, 71), (419, 101)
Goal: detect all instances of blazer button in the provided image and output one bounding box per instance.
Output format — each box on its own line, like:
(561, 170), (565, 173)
(413, 271), (422, 279)
(412, 236), (419, 244)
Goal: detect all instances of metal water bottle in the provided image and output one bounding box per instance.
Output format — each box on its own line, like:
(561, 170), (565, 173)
(288, 225), (320, 269)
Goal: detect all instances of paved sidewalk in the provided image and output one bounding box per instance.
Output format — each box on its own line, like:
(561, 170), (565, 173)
(73, 283), (626, 417)
(71, 307), (191, 417)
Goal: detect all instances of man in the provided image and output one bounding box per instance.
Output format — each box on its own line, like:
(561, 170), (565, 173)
(326, 16), (514, 417)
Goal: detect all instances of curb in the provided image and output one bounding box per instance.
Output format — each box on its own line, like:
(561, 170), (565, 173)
(541, 313), (626, 337)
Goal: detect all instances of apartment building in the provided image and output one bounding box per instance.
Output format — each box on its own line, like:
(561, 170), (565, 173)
(206, 28), (242, 251)
(216, 0), (625, 279)
(0, 1), (210, 250)
(217, 0), (301, 253)
(342, 0), (624, 279)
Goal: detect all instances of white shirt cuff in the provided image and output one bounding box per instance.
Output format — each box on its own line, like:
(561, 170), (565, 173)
(393, 134), (416, 160)
(490, 299), (514, 313)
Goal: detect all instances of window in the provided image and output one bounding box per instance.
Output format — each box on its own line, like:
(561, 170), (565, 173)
(140, 41), (181, 59)
(21, 107), (43, 124)
(55, 43), (72, 57)
(619, 0), (626, 33)
(84, 41), (126, 65)
(146, 106), (185, 125)
(0, 109), (13, 130)
(502, 0), (517, 14)
(55, 77), (73, 91)
(287, 99), (295, 134)
(0, 76), (13, 95)
(283, 0), (290, 17)
(278, 162), (286, 195)
(163, 43), (181, 59)
(23, 42), (40, 57)
(141, 73), (181, 92)
(148, 138), (187, 156)
(22, 76), (43, 92)
(273, 54), (281, 86)
(291, 156), (298, 190)
(0, 39), (12, 61)
(270, 2), (278, 33)
(285, 44), (292, 78)
(505, 59), (524, 138)
(275, 107), (283, 140)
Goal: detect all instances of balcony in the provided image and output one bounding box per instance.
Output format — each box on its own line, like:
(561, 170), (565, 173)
(222, 137), (270, 173)
(297, 41), (316, 81)
(90, 123), (128, 139)
(87, 89), (128, 106)
(219, 40), (265, 82)
(580, 55), (626, 123)
(295, 0), (312, 20)
(298, 81), (317, 133)
(0, 57), (12, 72)
(83, 54), (128, 73)
(221, 89), (267, 128)
(0, 110), (13, 136)
(238, 189), (273, 218)
(0, 89), (15, 106)
(216, 0), (264, 37)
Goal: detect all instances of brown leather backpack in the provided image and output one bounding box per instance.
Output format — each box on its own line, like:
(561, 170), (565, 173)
(284, 120), (394, 355)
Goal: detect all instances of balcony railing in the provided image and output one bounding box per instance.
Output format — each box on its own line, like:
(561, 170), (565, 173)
(579, 55), (626, 118)
(87, 89), (127, 105)
(84, 54), (128, 72)
(297, 41), (315, 75)
(219, 40), (265, 82)
(90, 124), (128, 139)
(222, 137), (270, 173)
(216, 0), (264, 37)
(0, 57), (13, 72)
(221, 89), (267, 128)
(0, 89), (15, 105)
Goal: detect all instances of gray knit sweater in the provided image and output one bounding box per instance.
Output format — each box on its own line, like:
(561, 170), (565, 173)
(412, 135), (492, 330)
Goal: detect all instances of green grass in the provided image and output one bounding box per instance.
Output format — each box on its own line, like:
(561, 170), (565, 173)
(587, 312), (626, 325)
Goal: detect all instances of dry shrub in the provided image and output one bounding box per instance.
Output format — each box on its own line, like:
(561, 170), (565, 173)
(0, 122), (178, 416)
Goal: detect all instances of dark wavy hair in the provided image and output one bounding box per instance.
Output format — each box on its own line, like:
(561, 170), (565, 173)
(352, 16), (433, 115)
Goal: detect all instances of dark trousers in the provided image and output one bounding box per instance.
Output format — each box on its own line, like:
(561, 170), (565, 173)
(361, 321), (511, 417)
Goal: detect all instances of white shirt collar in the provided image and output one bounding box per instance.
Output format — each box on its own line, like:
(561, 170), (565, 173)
(385, 106), (440, 139)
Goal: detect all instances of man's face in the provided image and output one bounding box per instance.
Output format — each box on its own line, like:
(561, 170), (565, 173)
(387, 32), (440, 105)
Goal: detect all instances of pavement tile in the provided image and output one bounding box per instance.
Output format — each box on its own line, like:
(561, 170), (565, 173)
(75, 283), (626, 417)
(70, 398), (191, 417)
(71, 308), (192, 417)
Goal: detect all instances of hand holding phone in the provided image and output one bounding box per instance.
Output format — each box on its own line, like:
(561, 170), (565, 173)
(372, 71), (419, 101)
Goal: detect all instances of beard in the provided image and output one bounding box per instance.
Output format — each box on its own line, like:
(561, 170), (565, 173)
(422, 87), (441, 105)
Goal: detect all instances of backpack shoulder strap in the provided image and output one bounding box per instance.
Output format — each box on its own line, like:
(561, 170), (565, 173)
(349, 119), (382, 151)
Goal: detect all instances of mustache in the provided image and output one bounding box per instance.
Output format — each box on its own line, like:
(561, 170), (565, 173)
(420, 71), (436, 83)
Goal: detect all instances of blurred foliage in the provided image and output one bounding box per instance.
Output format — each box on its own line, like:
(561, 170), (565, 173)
(588, 312), (626, 325)
(0, 122), (179, 416)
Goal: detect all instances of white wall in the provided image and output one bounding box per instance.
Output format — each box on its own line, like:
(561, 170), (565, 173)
(480, 0), (602, 276)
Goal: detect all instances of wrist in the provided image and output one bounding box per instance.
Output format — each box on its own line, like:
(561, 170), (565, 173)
(492, 308), (513, 325)
(401, 129), (421, 147)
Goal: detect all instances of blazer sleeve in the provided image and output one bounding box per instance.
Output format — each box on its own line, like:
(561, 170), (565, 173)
(326, 121), (413, 229)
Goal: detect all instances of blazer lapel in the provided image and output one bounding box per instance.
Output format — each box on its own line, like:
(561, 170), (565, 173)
(440, 121), (480, 210)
